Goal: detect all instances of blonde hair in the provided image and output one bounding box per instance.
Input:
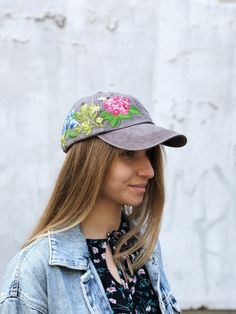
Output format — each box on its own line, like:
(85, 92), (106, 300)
(23, 138), (166, 272)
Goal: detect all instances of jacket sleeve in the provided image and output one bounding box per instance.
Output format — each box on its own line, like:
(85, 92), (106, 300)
(157, 240), (182, 313)
(0, 297), (46, 314)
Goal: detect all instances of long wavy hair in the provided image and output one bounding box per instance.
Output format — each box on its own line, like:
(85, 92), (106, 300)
(23, 137), (166, 272)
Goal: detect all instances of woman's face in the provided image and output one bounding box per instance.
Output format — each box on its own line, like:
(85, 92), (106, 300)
(100, 148), (155, 208)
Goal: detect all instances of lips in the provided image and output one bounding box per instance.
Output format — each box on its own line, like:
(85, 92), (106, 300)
(129, 183), (147, 193)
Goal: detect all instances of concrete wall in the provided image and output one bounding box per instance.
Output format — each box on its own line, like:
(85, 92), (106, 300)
(0, 0), (235, 310)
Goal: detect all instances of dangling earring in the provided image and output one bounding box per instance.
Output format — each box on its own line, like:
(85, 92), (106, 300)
(123, 205), (133, 216)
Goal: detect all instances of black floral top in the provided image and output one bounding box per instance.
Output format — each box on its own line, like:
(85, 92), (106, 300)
(86, 212), (161, 314)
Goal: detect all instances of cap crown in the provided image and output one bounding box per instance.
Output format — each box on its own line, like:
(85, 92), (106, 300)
(61, 92), (153, 152)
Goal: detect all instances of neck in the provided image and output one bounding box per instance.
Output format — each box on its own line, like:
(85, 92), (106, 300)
(80, 200), (122, 239)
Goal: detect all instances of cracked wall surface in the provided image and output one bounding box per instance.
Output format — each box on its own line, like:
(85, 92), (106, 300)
(0, 0), (235, 310)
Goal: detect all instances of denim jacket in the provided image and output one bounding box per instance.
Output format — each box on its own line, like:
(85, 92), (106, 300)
(0, 224), (181, 314)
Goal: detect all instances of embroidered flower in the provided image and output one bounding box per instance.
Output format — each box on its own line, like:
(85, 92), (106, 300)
(61, 104), (104, 145)
(96, 117), (103, 124)
(62, 110), (79, 134)
(100, 96), (142, 127)
(109, 298), (116, 304)
(90, 104), (100, 113)
(104, 96), (130, 115)
(146, 305), (151, 312)
(61, 95), (143, 149)
(101, 252), (106, 259)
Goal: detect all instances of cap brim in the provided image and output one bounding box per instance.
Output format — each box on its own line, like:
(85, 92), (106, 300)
(97, 123), (187, 150)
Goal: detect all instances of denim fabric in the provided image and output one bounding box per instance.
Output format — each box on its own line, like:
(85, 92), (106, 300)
(0, 224), (181, 314)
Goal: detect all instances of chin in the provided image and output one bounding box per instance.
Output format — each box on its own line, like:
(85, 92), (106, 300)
(125, 198), (144, 207)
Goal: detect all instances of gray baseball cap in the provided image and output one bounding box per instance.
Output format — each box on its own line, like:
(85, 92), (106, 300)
(61, 91), (187, 153)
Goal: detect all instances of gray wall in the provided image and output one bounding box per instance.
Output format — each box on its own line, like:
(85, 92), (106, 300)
(0, 0), (235, 310)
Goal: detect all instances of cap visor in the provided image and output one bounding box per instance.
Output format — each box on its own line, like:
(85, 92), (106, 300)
(97, 123), (187, 150)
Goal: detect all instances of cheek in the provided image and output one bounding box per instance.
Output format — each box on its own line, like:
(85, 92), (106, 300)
(104, 173), (124, 192)
(103, 164), (133, 194)
(107, 164), (133, 185)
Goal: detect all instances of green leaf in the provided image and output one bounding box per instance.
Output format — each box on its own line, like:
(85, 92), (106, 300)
(88, 109), (94, 118)
(65, 128), (70, 138)
(85, 127), (92, 135)
(75, 126), (81, 133)
(75, 112), (84, 122)
(105, 115), (114, 123)
(111, 116), (120, 127)
(119, 113), (131, 119)
(129, 106), (141, 114)
(77, 117), (84, 123)
(100, 111), (112, 119)
(69, 130), (78, 138)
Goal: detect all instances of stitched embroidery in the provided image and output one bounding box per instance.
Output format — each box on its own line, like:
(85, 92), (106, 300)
(100, 96), (141, 127)
(61, 104), (103, 146)
(61, 96), (142, 146)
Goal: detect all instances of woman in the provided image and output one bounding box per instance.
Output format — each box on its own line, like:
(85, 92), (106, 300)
(0, 92), (187, 313)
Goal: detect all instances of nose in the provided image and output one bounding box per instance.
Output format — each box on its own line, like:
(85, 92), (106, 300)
(136, 155), (155, 179)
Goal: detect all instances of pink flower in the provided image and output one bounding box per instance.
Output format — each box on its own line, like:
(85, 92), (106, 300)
(101, 253), (106, 259)
(107, 287), (117, 293)
(129, 275), (137, 284)
(109, 298), (116, 304)
(103, 96), (131, 116)
(113, 109), (120, 116)
(138, 268), (145, 275)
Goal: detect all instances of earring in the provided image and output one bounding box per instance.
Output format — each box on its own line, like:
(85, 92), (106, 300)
(123, 205), (133, 216)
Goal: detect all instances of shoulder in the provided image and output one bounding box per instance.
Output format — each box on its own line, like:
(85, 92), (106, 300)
(0, 236), (50, 312)
(1, 236), (50, 289)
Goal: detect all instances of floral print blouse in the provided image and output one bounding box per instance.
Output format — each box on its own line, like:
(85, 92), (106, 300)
(86, 213), (161, 314)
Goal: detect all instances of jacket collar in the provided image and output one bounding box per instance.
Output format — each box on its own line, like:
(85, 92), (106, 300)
(47, 216), (160, 275)
(48, 224), (90, 270)
(47, 212), (128, 271)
